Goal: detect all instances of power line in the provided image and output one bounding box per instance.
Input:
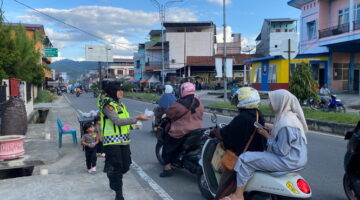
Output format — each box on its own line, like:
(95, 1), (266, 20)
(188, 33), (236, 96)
(13, 0), (134, 50)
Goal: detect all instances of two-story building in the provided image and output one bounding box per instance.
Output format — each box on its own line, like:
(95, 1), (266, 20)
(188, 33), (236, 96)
(247, 19), (300, 91)
(107, 58), (134, 79)
(288, 0), (360, 93)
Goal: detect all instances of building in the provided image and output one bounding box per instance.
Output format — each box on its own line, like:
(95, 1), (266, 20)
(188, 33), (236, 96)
(247, 19), (299, 91)
(134, 43), (147, 81)
(288, 0), (360, 93)
(107, 58), (134, 79)
(55, 72), (69, 83)
(216, 34), (242, 55)
(164, 22), (216, 75)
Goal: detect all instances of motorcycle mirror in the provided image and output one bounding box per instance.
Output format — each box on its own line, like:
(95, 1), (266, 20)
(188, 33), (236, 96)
(211, 113), (217, 123)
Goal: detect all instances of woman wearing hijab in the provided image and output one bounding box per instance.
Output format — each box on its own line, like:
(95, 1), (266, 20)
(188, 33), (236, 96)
(153, 85), (177, 127)
(160, 82), (204, 177)
(222, 89), (308, 200)
(210, 87), (267, 199)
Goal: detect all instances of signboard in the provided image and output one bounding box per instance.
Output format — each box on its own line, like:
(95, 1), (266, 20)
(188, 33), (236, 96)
(215, 58), (222, 78)
(225, 58), (233, 78)
(85, 45), (113, 62)
(45, 48), (58, 57)
(215, 58), (233, 78)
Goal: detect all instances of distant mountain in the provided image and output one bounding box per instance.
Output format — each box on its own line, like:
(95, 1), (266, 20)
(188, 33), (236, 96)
(49, 59), (98, 80)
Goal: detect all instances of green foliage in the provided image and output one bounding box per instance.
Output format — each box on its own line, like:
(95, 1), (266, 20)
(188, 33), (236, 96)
(124, 92), (160, 101)
(0, 18), (45, 85)
(122, 83), (135, 92)
(34, 89), (57, 104)
(289, 63), (319, 102)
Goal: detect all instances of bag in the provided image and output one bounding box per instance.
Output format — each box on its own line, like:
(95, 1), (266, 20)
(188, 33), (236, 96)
(211, 143), (225, 171)
(220, 111), (259, 171)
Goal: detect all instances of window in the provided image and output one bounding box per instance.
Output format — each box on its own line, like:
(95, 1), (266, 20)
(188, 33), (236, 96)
(339, 8), (350, 25)
(333, 63), (349, 80)
(129, 70), (134, 76)
(307, 21), (317, 40)
(253, 67), (262, 83)
(117, 70), (123, 75)
(356, 4), (360, 22)
(290, 63), (305, 77)
(268, 64), (277, 83)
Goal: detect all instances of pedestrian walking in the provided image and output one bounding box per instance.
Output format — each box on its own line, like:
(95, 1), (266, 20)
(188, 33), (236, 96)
(99, 81), (148, 200)
(81, 123), (100, 173)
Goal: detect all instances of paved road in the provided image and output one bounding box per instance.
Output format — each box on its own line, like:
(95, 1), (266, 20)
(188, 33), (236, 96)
(65, 92), (348, 200)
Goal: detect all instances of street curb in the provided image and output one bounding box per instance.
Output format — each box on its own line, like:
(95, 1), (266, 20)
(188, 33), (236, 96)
(125, 96), (355, 136)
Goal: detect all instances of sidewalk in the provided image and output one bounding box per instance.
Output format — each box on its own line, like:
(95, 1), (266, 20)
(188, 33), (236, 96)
(0, 96), (158, 200)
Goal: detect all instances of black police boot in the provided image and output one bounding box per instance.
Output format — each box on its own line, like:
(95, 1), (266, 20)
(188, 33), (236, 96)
(115, 191), (124, 200)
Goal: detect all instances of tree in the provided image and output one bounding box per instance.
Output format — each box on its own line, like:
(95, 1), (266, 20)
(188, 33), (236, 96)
(0, 16), (45, 85)
(289, 63), (319, 103)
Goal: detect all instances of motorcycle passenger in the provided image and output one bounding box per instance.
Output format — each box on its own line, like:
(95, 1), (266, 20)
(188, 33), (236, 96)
(153, 85), (177, 127)
(160, 82), (204, 177)
(319, 84), (331, 105)
(210, 87), (267, 199)
(222, 89), (308, 200)
(100, 82), (149, 200)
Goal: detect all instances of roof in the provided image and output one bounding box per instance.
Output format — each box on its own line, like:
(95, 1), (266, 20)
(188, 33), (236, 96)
(4, 23), (46, 35)
(149, 30), (164, 36)
(288, 0), (314, 9)
(244, 55), (285, 63)
(112, 58), (134, 63)
(164, 21), (214, 28)
(265, 18), (298, 22)
(187, 54), (260, 66)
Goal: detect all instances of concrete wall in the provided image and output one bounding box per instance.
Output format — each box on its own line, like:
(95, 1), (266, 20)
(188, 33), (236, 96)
(167, 31), (214, 69)
(269, 32), (299, 56)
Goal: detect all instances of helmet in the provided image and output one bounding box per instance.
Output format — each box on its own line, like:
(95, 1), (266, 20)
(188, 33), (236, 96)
(165, 85), (173, 94)
(180, 82), (195, 97)
(236, 87), (260, 109)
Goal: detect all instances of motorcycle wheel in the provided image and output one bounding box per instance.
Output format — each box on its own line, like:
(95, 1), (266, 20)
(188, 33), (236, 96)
(76, 93), (80, 97)
(336, 106), (346, 113)
(155, 142), (165, 165)
(343, 174), (358, 200)
(197, 171), (214, 200)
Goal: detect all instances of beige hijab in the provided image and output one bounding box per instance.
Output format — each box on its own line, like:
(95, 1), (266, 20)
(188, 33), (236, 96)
(268, 89), (308, 144)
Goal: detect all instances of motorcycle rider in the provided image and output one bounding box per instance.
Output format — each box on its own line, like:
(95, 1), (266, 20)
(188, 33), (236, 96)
(222, 89), (308, 200)
(100, 82), (149, 200)
(210, 87), (267, 199)
(319, 84), (331, 105)
(160, 82), (204, 177)
(153, 85), (177, 127)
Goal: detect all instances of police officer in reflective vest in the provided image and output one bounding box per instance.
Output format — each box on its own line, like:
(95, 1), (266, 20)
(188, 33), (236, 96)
(101, 82), (148, 200)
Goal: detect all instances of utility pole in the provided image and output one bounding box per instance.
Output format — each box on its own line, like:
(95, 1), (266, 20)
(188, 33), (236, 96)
(150, 0), (183, 86)
(223, 0), (228, 101)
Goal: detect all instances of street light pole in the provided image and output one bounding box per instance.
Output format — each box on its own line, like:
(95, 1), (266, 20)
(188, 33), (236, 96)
(223, 0), (228, 101)
(150, 0), (183, 86)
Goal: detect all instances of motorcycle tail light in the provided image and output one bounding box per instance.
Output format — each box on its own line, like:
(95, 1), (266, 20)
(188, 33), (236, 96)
(297, 179), (311, 194)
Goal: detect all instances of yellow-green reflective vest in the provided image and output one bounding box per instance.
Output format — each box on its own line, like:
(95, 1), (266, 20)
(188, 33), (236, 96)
(102, 101), (131, 145)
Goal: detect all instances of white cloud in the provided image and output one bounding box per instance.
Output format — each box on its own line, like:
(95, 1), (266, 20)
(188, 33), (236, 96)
(241, 36), (257, 54)
(207, 0), (231, 6)
(17, 6), (198, 58)
(216, 26), (233, 43)
(74, 58), (86, 62)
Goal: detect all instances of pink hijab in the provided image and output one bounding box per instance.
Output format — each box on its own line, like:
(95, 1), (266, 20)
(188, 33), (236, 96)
(268, 90), (308, 144)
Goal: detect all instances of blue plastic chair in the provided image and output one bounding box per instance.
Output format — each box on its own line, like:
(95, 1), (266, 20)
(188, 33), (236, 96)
(56, 117), (77, 148)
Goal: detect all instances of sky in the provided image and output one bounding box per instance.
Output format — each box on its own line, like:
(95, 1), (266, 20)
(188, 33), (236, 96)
(2, 0), (300, 61)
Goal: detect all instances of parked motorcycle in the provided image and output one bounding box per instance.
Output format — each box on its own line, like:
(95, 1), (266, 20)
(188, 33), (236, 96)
(56, 88), (62, 96)
(93, 90), (99, 98)
(307, 95), (345, 113)
(155, 116), (212, 177)
(343, 121), (360, 200)
(198, 113), (312, 200)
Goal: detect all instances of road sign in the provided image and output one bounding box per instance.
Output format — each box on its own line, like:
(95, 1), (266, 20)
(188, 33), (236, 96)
(85, 45), (113, 62)
(45, 48), (58, 57)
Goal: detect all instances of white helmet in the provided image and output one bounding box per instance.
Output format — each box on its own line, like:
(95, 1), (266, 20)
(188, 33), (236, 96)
(236, 87), (260, 109)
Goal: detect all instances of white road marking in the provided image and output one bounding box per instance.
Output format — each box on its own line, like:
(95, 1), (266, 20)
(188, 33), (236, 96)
(131, 162), (174, 200)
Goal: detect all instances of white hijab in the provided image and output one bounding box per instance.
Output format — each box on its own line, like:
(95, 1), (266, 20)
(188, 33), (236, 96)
(269, 90), (308, 144)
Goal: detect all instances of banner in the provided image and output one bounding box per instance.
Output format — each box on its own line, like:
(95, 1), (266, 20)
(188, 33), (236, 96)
(215, 58), (222, 78)
(226, 58), (233, 78)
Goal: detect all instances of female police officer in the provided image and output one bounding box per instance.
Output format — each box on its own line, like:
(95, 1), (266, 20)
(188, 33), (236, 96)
(100, 82), (148, 200)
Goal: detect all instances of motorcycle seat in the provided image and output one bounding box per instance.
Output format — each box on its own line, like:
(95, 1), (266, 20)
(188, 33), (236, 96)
(268, 167), (304, 176)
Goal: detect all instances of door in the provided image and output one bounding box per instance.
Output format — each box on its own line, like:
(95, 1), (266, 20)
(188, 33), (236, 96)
(319, 68), (325, 86)
(261, 61), (269, 91)
(354, 69), (359, 93)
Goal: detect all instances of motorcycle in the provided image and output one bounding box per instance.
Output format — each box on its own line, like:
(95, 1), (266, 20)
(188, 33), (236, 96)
(307, 95), (345, 113)
(154, 116), (212, 177)
(343, 121), (360, 200)
(198, 113), (312, 200)
(93, 90), (99, 98)
(56, 88), (62, 96)
(76, 91), (81, 97)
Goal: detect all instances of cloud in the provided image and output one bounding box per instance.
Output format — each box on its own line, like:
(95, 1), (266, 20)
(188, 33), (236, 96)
(216, 26), (233, 43)
(241, 36), (257, 54)
(17, 6), (198, 58)
(207, 0), (231, 6)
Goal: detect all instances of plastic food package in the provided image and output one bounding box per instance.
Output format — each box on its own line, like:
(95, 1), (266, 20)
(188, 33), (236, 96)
(62, 125), (71, 132)
(133, 121), (143, 130)
(144, 109), (154, 118)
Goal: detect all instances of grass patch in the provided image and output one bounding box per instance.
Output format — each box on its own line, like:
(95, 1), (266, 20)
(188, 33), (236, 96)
(207, 102), (360, 125)
(34, 90), (57, 104)
(124, 92), (161, 101)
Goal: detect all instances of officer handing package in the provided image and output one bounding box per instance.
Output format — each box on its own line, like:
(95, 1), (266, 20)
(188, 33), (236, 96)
(100, 82), (148, 200)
